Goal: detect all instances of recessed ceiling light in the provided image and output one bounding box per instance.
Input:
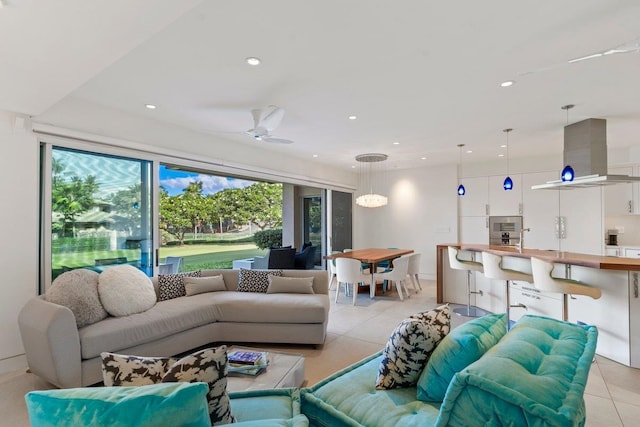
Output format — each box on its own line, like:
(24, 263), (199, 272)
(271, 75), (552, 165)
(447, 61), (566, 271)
(498, 154), (505, 157)
(466, 150), (473, 154)
(500, 144), (507, 148)
(351, 165), (356, 168)
(312, 154), (319, 158)
(500, 80), (515, 87)
(246, 57), (261, 66)
(392, 141), (400, 145)
(420, 157), (427, 160)
(145, 104), (157, 109)
(348, 115), (357, 120)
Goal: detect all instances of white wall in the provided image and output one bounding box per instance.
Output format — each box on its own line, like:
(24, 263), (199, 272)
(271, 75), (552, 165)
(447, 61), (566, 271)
(354, 164), (458, 279)
(0, 111), (39, 372)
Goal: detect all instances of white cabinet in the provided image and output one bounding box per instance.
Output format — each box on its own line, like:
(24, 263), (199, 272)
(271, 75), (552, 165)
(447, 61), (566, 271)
(458, 176), (489, 217)
(522, 172), (561, 250)
(488, 174), (522, 216)
(509, 281), (562, 322)
(459, 216), (488, 244)
(605, 247), (622, 257)
(558, 186), (604, 255)
(624, 248), (640, 258)
(604, 167), (636, 215)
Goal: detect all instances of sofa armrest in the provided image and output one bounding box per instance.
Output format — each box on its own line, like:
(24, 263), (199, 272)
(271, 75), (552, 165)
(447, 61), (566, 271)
(435, 315), (598, 427)
(18, 297), (82, 388)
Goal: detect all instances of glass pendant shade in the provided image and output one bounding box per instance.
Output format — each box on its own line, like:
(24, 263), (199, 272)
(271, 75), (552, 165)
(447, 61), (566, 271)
(503, 176), (513, 190)
(456, 144), (466, 196)
(355, 153), (388, 208)
(561, 165), (575, 182)
(457, 184), (466, 196)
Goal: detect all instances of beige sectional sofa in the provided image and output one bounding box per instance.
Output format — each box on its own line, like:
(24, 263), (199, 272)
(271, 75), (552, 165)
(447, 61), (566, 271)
(18, 269), (329, 388)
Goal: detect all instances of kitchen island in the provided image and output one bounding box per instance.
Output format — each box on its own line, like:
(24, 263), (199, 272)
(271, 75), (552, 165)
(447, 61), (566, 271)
(437, 244), (640, 368)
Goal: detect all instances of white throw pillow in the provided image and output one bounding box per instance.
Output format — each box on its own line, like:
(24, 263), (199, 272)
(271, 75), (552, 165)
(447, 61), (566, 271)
(184, 275), (227, 296)
(98, 265), (156, 317)
(267, 276), (315, 294)
(46, 268), (108, 327)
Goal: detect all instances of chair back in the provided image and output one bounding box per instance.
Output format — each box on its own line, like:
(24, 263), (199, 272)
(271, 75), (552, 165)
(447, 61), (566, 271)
(383, 255), (410, 281)
(481, 251), (503, 280)
(407, 253), (421, 275)
(448, 246), (483, 273)
(165, 256), (183, 274)
(268, 247), (296, 269)
(530, 257), (601, 299)
(336, 258), (364, 284)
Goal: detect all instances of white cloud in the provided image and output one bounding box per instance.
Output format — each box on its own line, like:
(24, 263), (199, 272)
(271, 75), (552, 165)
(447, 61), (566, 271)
(160, 174), (256, 195)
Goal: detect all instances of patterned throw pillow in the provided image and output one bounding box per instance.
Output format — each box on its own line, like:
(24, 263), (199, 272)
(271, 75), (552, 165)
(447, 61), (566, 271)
(237, 268), (283, 293)
(375, 304), (451, 389)
(101, 353), (179, 386)
(100, 346), (234, 426)
(158, 271), (202, 301)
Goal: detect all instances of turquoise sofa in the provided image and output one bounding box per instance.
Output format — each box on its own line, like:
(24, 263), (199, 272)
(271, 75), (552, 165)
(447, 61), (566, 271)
(300, 315), (598, 427)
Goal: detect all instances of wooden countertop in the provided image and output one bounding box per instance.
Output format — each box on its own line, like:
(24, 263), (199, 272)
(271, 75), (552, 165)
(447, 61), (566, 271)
(438, 243), (640, 271)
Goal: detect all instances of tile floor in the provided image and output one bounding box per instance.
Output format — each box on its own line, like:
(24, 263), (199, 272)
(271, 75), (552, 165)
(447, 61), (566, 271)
(2, 279), (639, 426)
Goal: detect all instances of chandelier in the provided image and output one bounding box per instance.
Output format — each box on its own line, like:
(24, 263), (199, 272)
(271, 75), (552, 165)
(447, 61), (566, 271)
(355, 153), (388, 208)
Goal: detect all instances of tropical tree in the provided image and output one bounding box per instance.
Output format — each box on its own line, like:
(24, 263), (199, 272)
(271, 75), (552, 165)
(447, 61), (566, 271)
(159, 187), (192, 245)
(243, 182), (283, 230)
(51, 158), (99, 237)
(108, 183), (141, 235)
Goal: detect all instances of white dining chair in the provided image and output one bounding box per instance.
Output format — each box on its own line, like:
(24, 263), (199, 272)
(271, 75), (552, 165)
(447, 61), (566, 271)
(327, 251), (341, 290)
(406, 253), (422, 292)
(374, 255), (411, 301)
(335, 258), (371, 305)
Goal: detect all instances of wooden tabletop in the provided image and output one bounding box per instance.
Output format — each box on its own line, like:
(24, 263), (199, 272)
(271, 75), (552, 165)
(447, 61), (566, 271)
(324, 248), (413, 264)
(438, 243), (640, 271)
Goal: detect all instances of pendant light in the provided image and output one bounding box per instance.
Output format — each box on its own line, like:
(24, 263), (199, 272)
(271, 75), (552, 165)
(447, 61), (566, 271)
(502, 128), (513, 191)
(355, 153), (388, 208)
(457, 144), (466, 196)
(560, 104), (575, 182)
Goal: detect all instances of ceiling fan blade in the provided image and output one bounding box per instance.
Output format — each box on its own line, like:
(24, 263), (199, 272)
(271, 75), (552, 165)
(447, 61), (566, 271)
(261, 136), (294, 144)
(256, 105), (285, 131)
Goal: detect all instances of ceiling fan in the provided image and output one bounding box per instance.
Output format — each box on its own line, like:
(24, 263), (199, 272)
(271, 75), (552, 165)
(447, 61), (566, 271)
(246, 105), (294, 144)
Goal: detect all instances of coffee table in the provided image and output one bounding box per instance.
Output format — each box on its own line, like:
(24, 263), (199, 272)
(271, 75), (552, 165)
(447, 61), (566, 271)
(226, 346), (305, 392)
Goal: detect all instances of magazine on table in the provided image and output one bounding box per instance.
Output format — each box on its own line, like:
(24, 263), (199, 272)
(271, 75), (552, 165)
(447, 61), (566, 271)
(228, 350), (269, 376)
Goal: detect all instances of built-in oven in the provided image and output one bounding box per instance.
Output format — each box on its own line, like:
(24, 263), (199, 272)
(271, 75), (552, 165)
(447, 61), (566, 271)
(489, 216), (523, 246)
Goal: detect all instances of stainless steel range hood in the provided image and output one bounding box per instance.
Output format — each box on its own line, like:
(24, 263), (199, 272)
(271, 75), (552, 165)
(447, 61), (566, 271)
(532, 118), (640, 190)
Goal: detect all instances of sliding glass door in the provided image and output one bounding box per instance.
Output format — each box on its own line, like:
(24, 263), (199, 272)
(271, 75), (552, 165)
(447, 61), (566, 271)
(43, 146), (154, 287)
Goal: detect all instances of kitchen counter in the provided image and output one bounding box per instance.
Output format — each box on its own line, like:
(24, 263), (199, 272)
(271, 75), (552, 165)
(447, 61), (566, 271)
(437, 243), (640, 368)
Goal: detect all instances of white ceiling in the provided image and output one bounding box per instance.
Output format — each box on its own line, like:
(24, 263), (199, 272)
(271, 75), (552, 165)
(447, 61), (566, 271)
(2, 0), (640, 171)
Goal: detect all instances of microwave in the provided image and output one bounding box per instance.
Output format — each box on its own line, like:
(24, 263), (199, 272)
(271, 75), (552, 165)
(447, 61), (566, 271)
(489, 216), (523, 245)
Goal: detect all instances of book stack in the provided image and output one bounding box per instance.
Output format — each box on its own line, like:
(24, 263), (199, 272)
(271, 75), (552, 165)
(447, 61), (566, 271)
(227, 350), (269, 376)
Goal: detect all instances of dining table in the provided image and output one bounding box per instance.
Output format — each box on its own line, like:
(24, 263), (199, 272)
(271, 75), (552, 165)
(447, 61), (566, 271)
(324, 248), (414, 298)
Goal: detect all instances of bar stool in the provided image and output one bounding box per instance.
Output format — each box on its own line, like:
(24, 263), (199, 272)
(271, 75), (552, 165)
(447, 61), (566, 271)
(447, 246), (487, 317)
(530, 257), (602, 321)
(482, 251), (532, 329)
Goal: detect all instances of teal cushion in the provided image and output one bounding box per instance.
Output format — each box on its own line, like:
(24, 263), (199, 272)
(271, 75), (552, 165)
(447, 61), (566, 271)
(417, 313), (507, 402)
(25, 382), (210, 427)
(301, 352), (442, 427)
(435, 315), (598, 427)
(230, 388), (301, 422)
(232, 414), (308, 427)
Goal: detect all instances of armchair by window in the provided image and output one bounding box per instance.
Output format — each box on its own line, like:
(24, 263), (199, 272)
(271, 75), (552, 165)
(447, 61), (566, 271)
(294, 244), (316, 269)
(253, 247), (296, 270)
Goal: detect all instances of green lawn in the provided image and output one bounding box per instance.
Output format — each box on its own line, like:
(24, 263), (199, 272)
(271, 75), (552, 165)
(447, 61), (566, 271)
(159, 243), (267, 271)
(52, 242), (267, 279)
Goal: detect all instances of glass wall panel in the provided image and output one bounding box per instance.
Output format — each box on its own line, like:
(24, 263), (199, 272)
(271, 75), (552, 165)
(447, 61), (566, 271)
(48, 147), (153, 281)
(331, 191), (353, 252)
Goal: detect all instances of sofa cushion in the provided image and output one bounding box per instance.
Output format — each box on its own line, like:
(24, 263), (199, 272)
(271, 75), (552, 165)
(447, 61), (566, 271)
(230, 388), (306, 425)
(98, 265), (157, 317)
(205, 292), (329, 324)
(25, 382), (210, 427)
(375, 304), (450, 389)
(158, 271), (202, 301)
(184, 275), (227, 296)
(435, 315), (598, 427)
(45, 268), (108, 327)
(417, 313), (507, 402)
(79, 293), (222, 359)
(301, 352), (442, 427)
(238, 268), (283, 293)
(267, 276), (315, 294)
(100, 347), (234, 426)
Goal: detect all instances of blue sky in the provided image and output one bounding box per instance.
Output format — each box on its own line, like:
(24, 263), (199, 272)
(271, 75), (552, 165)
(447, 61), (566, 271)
(52, 148), (256, 197)
(160, 165), (256, 196)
